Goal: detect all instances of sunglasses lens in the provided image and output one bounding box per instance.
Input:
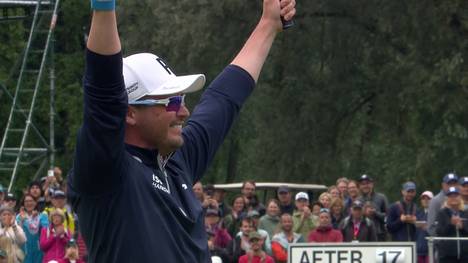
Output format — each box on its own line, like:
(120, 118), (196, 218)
(166, 96), (183, 112)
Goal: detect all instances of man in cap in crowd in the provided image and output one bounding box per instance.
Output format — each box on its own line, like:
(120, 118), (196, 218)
(277, 185), (294, 215)
(271, 213), (304, 263)
(238, 231), (275, 263)
(459, 177), (468, 210)
(387, 181), (418, 241)
(204, 208), (231, 248)
(308, 208), (343, 242)
(201, 184), (220, 214)
(44, 190), (75, 235)
(357, 174), (388, 241)
(427, 172), (460, 236)
(245, 210), (272, 255)
(340, 200), (377, 242)
(3, 193), (17, 210)
(67, 0), (296, 261)
(416, 190), (433, 263)
(292, 192), (318, 239)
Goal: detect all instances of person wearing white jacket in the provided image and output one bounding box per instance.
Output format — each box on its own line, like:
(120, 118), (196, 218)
(0, 205), (26, 263)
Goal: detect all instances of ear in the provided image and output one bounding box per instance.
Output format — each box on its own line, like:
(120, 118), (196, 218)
(126, 106), (138, 126)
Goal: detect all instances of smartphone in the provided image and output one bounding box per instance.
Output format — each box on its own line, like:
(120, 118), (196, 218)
(48, 169), (54, 177)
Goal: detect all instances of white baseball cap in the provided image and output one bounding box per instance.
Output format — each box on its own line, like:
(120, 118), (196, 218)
(123, 53), (206, 102)
(295, 192), (309, 201)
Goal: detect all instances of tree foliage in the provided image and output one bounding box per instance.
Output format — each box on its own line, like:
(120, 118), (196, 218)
(0, 0), (467, 200)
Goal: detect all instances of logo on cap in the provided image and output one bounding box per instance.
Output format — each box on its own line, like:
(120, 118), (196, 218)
(126, 82), (138, 95)
(155, 58), (173, 75)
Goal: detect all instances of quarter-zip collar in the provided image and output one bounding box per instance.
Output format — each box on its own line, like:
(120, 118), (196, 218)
(125, 144), (159, 168)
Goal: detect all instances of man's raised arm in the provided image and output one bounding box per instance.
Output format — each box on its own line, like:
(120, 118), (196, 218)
(231, 0), (296, 82)
(87, 2), (121, 55)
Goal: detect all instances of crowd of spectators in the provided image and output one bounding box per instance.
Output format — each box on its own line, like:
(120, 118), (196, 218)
(201, 174), (468, 263)
(1, 169), (468, 263)
(0, 167), (86, 263)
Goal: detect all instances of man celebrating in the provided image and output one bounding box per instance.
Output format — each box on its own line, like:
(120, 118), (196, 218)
(67, 0), (296, 262)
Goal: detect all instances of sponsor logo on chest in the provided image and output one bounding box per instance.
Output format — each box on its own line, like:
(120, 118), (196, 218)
(152, 173), (170, 194)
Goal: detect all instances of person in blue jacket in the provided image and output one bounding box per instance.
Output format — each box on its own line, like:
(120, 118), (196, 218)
(386, 181), (418, 241)
(67, 0), (296, 262)
(16, 193), (49, 263)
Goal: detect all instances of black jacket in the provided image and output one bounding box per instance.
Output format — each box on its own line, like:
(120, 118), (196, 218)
(435, 207), (468, 260)
(340, 216), (377, 242)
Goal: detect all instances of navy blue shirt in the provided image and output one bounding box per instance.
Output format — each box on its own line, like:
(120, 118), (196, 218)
(68, 50), (254, 263)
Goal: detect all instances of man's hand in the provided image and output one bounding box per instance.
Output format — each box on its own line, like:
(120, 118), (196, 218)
(261, 0), (296, 32)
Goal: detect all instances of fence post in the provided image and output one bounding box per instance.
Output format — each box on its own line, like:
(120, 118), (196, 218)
(428, 236), (434, 263)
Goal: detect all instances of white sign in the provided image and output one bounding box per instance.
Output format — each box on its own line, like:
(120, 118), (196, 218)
(288, 242), (415, 263)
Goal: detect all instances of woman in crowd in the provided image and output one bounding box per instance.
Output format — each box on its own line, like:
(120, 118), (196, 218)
(40, 209), (70, 263)
(258, 199), (281, 238)
(318, 192), (332, 209)
(328, 186), (340, 200)
(308, 208), (343, 242)
(17, 194), (49, 263)
(330, 198), (345, 229)
(435, 187), (468, 263)
(0, 206), (26, 263)
(223, 195), (246, 237)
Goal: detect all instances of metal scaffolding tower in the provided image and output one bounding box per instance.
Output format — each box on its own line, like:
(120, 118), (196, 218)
(0, 0), (59, 192)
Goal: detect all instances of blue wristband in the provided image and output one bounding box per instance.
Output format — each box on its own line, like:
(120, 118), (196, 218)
(91, 0), (115, 10)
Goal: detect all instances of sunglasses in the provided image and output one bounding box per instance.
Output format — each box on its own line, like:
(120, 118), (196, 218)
(129, 95), (185, 112)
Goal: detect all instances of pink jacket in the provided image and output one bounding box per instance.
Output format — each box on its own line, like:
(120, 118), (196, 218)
(40, 227), (70, 263)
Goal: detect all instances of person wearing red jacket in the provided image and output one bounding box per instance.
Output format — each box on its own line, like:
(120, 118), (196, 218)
(308, 208), (343, 243)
